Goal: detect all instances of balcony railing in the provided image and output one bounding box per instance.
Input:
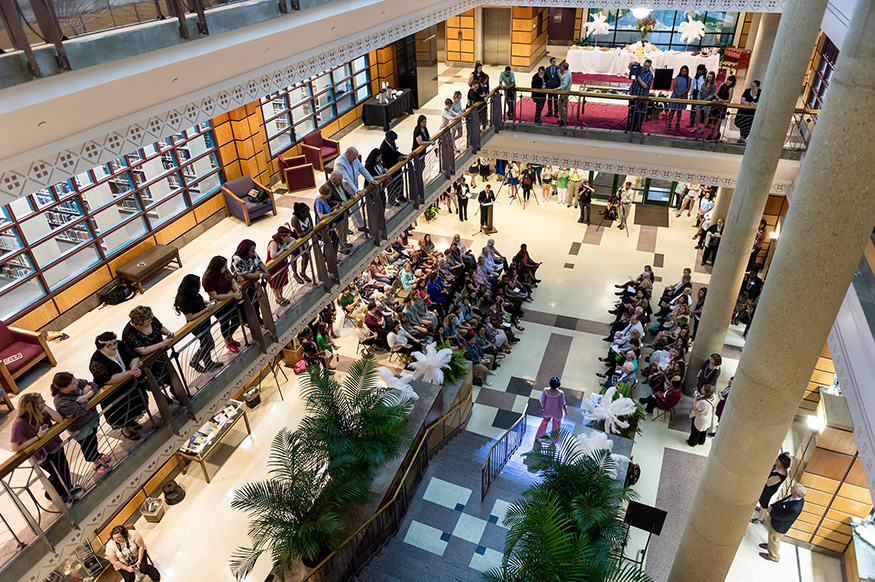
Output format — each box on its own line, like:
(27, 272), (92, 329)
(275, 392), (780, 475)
(499, 86), (818, 153)
(0, 87), (500, 577)
(481, 411), (527, 501)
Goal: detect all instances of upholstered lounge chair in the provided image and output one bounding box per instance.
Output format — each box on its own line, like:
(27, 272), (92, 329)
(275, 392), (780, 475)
(277, 154), (317, 193)
(0, 321), (57, 395)
(300, 130), (340, 172)
(221, 176), (277, 226)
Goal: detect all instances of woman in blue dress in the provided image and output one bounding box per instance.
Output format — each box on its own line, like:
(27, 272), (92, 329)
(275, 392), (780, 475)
(666, 65), (691, 130)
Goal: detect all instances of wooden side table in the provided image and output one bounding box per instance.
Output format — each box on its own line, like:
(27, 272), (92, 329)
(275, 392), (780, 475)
(175, 402), (251, 483)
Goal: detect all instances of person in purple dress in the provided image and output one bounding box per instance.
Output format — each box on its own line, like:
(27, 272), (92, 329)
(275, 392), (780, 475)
(535, 376), (568, 444)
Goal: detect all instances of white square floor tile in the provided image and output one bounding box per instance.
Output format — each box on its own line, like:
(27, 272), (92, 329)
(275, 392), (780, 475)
(452, 513), (488, 544)
(469, 547), (504, 572)
(490, 499), (514, 527)
(422, 477), (472, 510)
(403, 520), (448, 556)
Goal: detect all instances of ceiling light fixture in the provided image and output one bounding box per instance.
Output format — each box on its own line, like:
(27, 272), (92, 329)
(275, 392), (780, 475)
(631, 7), (652, 19)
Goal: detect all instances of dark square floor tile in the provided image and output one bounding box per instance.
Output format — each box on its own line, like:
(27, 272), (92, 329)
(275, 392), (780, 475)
(653, 253), (665, 268)
(476, 387), (518, 410)
(443, 536), (478, 567)
(475, 545), (487, 555)
(481, 523), (510, 550)
(554, 315), (578, 330)
(563, 388), (583, 408)
(416, 500), (465, 533)
(506, 376), (534, 398)
(569, 242), (581, 256)
(564, 263), (575, 269)
(654, 275), (663, 283)
(488, 515), (499, 524)
(455, 503), (466, 512)
(565, 407), (585, 424)
(526, 397), (542, 416)
(492, 409), (523, 430)
(440, 531), (452, 542)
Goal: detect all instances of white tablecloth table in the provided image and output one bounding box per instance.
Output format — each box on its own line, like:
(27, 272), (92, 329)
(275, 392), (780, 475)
(567, 48), (721, 79)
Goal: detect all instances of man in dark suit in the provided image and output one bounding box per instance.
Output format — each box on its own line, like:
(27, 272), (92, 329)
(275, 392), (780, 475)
(759, 483), (807, 562)
(379, 130), (408, 203)
(544, 57), (561, 117)
(478, 184), (496, 232)
(531, 66), (547, 124)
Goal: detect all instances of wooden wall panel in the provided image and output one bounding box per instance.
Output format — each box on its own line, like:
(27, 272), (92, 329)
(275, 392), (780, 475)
(510, 8), (547, 70)
(10, 300), (60, 331)
(53, 267), (113, 313)
(195, 193), (227, 223)
(154, 212), (197, 246)
(446, 9), (475, 64)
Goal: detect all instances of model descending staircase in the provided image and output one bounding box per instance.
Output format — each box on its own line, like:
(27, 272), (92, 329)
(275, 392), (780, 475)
(352, 426), (541, 582)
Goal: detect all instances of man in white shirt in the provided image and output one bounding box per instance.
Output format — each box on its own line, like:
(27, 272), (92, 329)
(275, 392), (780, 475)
(335, 147), (376, 230)
(557, 62), (573, 127)
(618, 181), (634, 230)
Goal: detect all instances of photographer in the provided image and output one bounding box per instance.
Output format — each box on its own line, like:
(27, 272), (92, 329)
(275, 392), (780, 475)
(626, 59), (653, 133)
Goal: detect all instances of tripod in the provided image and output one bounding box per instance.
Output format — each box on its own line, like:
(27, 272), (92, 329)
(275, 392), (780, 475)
(509, 181), (539, 209)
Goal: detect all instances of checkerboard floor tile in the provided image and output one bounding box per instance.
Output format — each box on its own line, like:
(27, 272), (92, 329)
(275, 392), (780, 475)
(469, 547), (504, 572)
(422, 477), (472, 510)
(404, 520), (449, 555)
(452, 513), (488, 544)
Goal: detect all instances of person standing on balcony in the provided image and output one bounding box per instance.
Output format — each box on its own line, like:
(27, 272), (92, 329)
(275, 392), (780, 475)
(10, 393), (83, 504)
(51, 372), (113, 476)
(499, 66), (517, 120)
(688, 64), (708, 127)
(532, 66), (547, 124)
(758, 484), (807, 562)
(89, 332), (147, 437)
(335, 147), (376, 231)
(545, 57), (561, 117)
(666, 65), (691, 130)
(735, 80), (761, 144)
(557, 62), (573, 127)
(627, 59), (653, 133)
(535, 377), (567, 445)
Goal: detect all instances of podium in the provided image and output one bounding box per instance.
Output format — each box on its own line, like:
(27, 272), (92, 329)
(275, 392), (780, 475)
(481, 202), (497, 234)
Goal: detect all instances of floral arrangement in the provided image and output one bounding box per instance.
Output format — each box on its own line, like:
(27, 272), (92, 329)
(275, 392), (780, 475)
(635, 15), (657, 40)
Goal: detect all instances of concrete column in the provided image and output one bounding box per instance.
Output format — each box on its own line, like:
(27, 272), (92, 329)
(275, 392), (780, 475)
(746, 13), (780, 84)
(669, 1), (875, 581)
(682, 0), (826, 397)
(711, 187), (733, 224)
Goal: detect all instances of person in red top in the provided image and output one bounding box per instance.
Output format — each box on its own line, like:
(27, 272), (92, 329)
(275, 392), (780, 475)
(513, 243), (541, 285)
(748, 219), (768, 271)
(639, 376), (682, 414)
(10, 393), (82, 504)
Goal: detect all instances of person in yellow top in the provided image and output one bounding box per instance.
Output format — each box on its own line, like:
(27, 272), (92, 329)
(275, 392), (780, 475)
(567, 168), (584, 209)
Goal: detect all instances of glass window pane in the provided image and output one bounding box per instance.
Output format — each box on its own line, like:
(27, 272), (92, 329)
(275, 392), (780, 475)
(354, 71), (369, 89)
(295, 115), (317, 138)
(269, 134), (293, 157)
(0, 276), (44, 320)
(704, 11), (736, 33)
(313, 73), (332, 95)
(103, 216), (148, 254)
(356, 85), (371, 102)
(353, 55), (368, 72)
(189, 171), (222, 202)
(289, 85), (311, 106)
(149, 194), (188, 227)
(315, 88), (333, 111)
(136, 156), (182, 205)
(335, 93), (353, 115)
(41, 243), (100, 290)
(0, 229), (24, 256)
(291, 100), (315, 123)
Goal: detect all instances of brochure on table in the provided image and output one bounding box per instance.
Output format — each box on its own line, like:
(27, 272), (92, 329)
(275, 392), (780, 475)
(180, 400), (243, 456)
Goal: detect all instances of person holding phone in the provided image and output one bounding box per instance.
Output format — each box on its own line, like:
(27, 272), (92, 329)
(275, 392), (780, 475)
(106, 526), (162, 582)
(174, 274), (224, 373)
(10, 393), (82, 504)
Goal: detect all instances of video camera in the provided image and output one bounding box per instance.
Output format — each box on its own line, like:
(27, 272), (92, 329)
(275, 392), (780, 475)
(629, 62), (642, 81)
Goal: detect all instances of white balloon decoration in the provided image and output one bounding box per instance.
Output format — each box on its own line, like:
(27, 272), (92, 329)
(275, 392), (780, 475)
(582, 387), (639, 435)
(678, 16), (706, 45)
(376, 367), (419, 411)
(407, 342), (453, 385)
(585, 13), (610, 38)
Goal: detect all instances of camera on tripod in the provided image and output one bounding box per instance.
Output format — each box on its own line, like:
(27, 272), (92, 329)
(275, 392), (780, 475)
(629, 62), (642, 81)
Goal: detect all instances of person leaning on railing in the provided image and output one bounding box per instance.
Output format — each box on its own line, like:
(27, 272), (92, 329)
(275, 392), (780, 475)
(499, 66), (516, 120)
(51, 371), (112, 476)
(10, 393), (82, 504)
(230, 239), (270, 325)
(201, 256), (244, 353)
(123, 306), (176, 403)
(89, 332), (146, 440)
(174, 274), (225, 372)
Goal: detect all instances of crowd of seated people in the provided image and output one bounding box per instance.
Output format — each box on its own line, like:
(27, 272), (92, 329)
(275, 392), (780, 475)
(319, 230), (535, 385)
(593, 264), (707, 420)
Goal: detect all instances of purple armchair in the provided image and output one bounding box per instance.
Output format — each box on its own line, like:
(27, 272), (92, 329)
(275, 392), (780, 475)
(300, 130), (340, 172)
(277, 154), (317, 193)
(221, 176), (277, 227)
(0, 321), (56, 395)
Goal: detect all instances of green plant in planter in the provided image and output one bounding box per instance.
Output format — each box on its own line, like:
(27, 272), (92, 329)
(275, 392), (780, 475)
(573, 37), (593, 47)
(485, 431), (651, 582)
(298, 355), (412, 479)
(230, 429), (368, 579)
(599, 382), (645, 440)
(424, 205), (440, 221)
(436, 340), (469, 384)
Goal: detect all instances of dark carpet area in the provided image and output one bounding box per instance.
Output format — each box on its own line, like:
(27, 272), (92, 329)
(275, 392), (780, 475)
(634, 205), (670, 228)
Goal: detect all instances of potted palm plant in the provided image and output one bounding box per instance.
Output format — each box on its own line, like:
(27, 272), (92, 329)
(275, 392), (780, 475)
(485, 431), (652, 582)
(229, 429), (369, 579)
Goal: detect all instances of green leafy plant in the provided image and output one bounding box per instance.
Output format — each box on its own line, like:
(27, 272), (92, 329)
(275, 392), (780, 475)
(298, 355), (412, 478)
(600, 382), (645, 440)
(230, 429), (368, 579)
(424, 205), (440, 221)
(574, 37), (593, 47)
(436, 340), (468, 384)
(485, 431), (651, 582)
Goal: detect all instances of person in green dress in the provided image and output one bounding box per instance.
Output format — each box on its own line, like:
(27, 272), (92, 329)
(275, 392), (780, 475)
(315, 322), (337, 372)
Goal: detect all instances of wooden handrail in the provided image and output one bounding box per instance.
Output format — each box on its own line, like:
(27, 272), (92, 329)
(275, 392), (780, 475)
(504, 86), (820, 115)
(300, 386), (473, 580)
(0, 90), (497, 482)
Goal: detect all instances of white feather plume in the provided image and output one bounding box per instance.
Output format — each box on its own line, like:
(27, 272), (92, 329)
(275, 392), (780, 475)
(407, 342), (453, 385)
(575, 430), (632, 479)
(585, 13), (610, 38)
(376, 367), (419, 410)
(582, 387), (639, 435)
(678, 16), (706, 44)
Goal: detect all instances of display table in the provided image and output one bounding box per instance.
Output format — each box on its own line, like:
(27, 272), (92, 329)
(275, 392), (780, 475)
(175, 399), (251, 483)
(567, 47), (720, 79)
(362, 88), (414, 131)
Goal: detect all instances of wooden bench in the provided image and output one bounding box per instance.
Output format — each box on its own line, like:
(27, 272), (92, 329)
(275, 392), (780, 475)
(117, 245), (183, 294)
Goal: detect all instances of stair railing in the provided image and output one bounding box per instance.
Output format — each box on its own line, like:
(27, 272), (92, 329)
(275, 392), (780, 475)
(481, 412), (528, 501)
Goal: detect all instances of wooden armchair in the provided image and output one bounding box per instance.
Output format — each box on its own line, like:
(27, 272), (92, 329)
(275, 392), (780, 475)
(221, 176), (277, 227)
(0, 322), (57, 395)
(277, 154), (317, 193)
(300, 130), (340, 172)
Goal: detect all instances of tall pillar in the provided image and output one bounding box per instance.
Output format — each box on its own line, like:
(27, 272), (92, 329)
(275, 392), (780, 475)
(669, 1), (875, 580)
(746, 13), (780, 84)
(682, 0), (826, 396)
(711, 187), (733, 224)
